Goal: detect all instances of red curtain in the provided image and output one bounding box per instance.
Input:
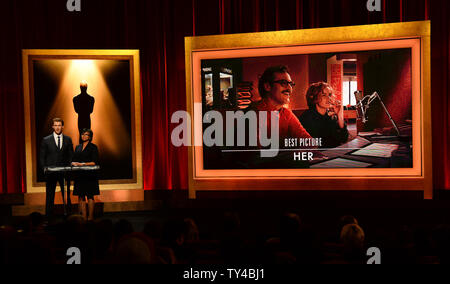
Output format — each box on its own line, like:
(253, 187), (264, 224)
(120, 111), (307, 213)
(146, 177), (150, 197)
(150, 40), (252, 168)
(0, 0), (448, 194)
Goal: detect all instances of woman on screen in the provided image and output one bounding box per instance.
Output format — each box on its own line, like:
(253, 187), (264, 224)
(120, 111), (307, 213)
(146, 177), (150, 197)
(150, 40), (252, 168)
(299, 82), (349, 148)
(71, 128), (99, 221)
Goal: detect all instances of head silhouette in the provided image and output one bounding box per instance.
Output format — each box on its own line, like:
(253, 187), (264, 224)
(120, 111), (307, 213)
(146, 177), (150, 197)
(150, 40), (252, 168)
(80, 81), (88, 93)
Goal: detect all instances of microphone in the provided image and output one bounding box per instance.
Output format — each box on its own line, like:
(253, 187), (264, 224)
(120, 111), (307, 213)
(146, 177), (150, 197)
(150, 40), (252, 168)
(357, 90), (401, 136)
(354, 90), (367, 123)
(354, 90), (364, 102)
(368, 91), (378, 101)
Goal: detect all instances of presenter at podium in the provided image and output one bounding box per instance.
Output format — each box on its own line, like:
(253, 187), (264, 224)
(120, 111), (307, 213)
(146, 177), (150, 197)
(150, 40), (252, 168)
(39, 118), (74, 218)
(72, 128), (100, 221)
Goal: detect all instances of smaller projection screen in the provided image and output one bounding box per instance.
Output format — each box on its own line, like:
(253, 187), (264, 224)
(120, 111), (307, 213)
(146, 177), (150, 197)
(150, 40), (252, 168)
(22, 50), (142, 193)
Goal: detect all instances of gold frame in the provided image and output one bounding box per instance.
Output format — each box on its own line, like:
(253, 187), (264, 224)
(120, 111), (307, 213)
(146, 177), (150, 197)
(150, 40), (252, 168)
(22, 49), (143, 193)
(185, 21), (432, 199)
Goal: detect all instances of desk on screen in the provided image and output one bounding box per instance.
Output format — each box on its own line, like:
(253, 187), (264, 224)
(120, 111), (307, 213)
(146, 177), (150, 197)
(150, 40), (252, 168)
(311, 135), (411, 168)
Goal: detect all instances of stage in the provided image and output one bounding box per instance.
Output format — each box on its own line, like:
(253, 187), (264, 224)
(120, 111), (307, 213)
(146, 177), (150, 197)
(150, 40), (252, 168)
(3, 189), (450, 218)
(6, 189), (160, 217)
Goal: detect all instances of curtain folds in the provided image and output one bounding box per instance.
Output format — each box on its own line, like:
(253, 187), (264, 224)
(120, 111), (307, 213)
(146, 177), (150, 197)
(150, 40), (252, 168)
(0, 0), (448, 193)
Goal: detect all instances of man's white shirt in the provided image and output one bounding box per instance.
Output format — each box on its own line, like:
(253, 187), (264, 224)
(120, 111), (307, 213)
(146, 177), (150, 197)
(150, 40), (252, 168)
(53, 132), (63, 149)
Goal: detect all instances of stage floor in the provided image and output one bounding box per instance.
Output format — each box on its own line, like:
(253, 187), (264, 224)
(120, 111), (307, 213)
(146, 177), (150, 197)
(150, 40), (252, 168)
(10, 189), (160, 216)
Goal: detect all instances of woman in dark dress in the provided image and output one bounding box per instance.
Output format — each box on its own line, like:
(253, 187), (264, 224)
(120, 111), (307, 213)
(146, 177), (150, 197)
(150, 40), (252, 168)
(71, 129), (99, 221)
(299, 82), (349, 149)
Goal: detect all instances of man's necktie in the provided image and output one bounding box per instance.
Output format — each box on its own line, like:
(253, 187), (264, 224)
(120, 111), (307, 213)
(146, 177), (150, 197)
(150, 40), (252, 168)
(57, 136), (61, 149)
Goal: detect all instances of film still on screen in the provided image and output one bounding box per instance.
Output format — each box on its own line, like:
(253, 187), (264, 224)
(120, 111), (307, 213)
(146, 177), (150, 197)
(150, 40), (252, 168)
(196, 49), (413, 170)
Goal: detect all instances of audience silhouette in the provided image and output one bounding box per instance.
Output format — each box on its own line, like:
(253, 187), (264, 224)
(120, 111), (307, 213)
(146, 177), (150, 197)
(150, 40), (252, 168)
(0, 210), (447, 264)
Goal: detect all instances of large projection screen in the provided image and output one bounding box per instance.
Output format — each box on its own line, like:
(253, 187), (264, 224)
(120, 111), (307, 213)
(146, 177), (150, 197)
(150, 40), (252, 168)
(185, 21), (431, 199)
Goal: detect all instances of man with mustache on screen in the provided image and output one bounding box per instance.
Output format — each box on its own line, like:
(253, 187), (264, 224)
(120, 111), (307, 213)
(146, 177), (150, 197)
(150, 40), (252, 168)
(245, 65), (316, 167)
(249, 65), (312, 142)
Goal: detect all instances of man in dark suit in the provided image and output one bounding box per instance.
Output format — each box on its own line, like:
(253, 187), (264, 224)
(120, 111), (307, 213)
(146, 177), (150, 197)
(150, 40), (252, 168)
(40, 118), (74, 218)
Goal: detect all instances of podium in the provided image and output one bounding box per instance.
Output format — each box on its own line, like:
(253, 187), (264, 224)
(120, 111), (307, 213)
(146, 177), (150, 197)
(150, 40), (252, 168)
(45, 166), (100, 215)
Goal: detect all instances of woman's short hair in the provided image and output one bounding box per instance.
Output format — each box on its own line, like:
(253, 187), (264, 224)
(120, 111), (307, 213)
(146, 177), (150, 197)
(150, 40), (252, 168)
(81, 128), (93, 142)
(305, 82), (332, 109)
